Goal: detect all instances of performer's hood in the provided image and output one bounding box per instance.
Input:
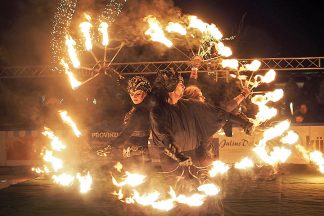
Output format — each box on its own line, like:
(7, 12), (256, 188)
(127, 76), (151, 94)
(154, 68), (184, 92)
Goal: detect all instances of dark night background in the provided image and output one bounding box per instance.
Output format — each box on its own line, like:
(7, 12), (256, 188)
(0, 0), (323, 66)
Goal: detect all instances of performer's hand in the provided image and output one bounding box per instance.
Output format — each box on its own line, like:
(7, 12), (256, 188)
(244, 122), (255, 135)
(96, 145), (112, 157)
(241, 88), (251, 98)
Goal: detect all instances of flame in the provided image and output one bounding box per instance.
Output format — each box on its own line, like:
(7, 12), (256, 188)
(254, 146), (291, 165)
(176, 194), (206, 207)
(151, 199), (175, 211)
(197, 183), (220, 196)
(60, 59), (81, 90)
(264, 89), (284, 102)
(261, 120), (291, 145)
(296, 145), (324, 174)
(251, 89), (283, 124)
(84, 13), (91, 21)
(114, 162), (123, 172)
(309, 151), (324, 174)
(234, 157), (254, 170)
(133, 190), (160, 206)
(255, 69), (276, 83)
(216, 42), (232, 57)
(207, 24), (223, 40)
(43, 150), (63, 172)
(80, 15), (93, 51)
(253, 120), (291, 165)
(209, 160), (230, 177)
(76, 172), (93, 193)
(98, 22), (109, 46)
(144, 16), (173, 47)
(65, 35), (80, 68)
(290, 102), (294, 116)
(281, 130), (299, 145)
(112, 172), (146, 187)
(244, 60), (261, 71)
(188, 16), (208, 32)
(58, 110), (81, 137)
(221, 59), (239, 70)
(254, 105), (277, 124)
(188, 16), (222, 40)
(32, 166), (50, 174)
(52, 173), (75, 186)
(166, 22), (187, 35)
(42, 127), (66, 151)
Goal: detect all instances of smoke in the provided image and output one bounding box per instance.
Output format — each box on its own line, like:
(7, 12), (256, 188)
(0, 1), (57, 65)
(112, 0), (181, 45)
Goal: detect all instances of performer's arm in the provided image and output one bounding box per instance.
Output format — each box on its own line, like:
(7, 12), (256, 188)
(189, 100), (254, 136)
(150, 107), (192, 165)
(224, 88), (251, 112)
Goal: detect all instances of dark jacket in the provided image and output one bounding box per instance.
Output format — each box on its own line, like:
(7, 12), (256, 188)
(111, 98), (150, 148)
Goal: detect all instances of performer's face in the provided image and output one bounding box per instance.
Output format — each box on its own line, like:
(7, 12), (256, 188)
(130, 90), (146, 104)
(174, 81), (185, 98)
(197, 89), (205, 103)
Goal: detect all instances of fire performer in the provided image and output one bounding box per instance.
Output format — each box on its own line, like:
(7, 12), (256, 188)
(183, 78), (251, 161)
(97, 76), (152, 171)
(150, 69), (254, 169)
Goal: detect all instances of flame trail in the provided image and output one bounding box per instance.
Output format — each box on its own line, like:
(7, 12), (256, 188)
(60, 59), (81, 90)
(52, 173), (75, 186)
(112, 172), (146, 187)
(296, 145), (324, 174)
(79, 14), (93, 51)
(209, 160), (230, 177)
(98, 22), (109, 46)
(251, 89), (283, 124)
(216, 42), (232, 57)
(43, 150), (63, 172)
(221, 59), (239, 70)
(65, 35), (80, 68)
(253, 120), (292, 165)
(144, 16), (173, 47)
(281, 131), (299, 145)
(58, 110), (82, 137)
(234, 157), (254, 170)
(77, 172), (93, 193)
(188, 16), (223, 40)
(197, 183), (220, 196)
(166, 22), (187, 35)
(42, 127), (66, 151)
(244, 60), (261, 71)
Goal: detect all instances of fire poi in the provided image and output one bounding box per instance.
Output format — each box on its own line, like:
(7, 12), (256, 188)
(32, 1), (324, 214)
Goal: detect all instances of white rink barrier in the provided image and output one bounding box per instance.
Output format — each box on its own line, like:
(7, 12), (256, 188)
(0, 125), (323, 166)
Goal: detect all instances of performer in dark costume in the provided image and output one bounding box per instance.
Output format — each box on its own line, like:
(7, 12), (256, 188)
(97, 76), (151, 171)
(150, 69), (254, 169)
(183, 68), (252, 160)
